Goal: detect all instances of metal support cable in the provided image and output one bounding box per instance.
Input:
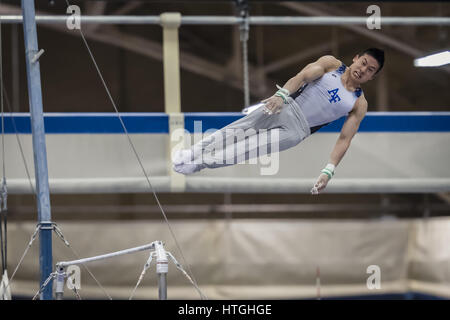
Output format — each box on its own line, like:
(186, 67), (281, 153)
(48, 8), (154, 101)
(0, 4), (7, 276)
(0, 87), (37, 294)
(63, 0), (205, 299)
(72, 286), (82, 300)
(4, 222), (112, 300)
(52, 223), (112, 300)
(1, 78), (44, 293)
(1, 88), (36, 195)
(129, 246), (206, 300)
(32, 272), (56, 300)
(129, 251), (154, 300)
(6, 224), (40, 290)
(0, 180), (6, 275)
(167, 251), (206, 300)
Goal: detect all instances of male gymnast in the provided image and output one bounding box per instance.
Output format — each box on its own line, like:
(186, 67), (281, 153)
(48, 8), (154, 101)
(173, 48), (384, 195)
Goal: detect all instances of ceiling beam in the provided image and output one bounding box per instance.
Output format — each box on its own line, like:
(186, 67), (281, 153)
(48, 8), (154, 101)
(0, 4), (273, 100)
(436, 192), (450, 204)
(84, 1), (107, 33)
(280, 2), (450, 75)
(86, 2), (107, 15)
(263, 35), (355, 74)
(112, 2), (143, 15)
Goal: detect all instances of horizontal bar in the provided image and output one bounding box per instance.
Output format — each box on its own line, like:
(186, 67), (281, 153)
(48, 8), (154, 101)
(249, 16), (450, 26)
(12, 203), (450, 216)
(56, 242), (156, 267)
(8, 178), (450, 194)
(186, 178), (450, 194)
(2, 112), (450, 134)
(1, 15), (449, 26)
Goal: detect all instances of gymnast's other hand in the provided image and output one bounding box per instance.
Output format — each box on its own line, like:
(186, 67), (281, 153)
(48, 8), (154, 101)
(261, 95), (284, 115)
(311, 173), (330, 195)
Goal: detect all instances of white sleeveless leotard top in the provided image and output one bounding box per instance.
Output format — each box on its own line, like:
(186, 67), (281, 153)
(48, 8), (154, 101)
(290, 63), (363, 133)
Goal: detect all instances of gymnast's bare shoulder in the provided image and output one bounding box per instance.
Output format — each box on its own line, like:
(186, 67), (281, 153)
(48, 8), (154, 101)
(314, 55), (342, 73)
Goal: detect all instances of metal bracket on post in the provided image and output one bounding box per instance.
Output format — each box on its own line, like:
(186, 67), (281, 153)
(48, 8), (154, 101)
(154, 241), (168, 300)
(31, 49), (45, 64)
(54, 264), (66, 300)
(129, 241), (170, 300)
(160, 12), (182, 29)
(37, 221), (54, 230)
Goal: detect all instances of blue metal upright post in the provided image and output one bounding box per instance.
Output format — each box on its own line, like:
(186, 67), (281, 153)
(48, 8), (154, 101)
(21, 0), (53, 300)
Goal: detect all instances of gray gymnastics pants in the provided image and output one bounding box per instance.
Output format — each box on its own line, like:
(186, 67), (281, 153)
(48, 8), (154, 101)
(189, 97), (311, 169)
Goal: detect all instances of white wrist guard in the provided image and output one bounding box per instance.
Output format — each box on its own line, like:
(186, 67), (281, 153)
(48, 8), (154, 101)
(274, 84), (290, 103)
(321, 163), (335, 179)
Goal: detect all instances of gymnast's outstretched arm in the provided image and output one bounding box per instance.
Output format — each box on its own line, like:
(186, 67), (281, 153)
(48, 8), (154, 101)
(312, 95), (368, 194)
(263, 55), (342, 114)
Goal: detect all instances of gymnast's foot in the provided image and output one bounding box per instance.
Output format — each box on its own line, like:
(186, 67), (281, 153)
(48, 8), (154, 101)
(172, 149), (193, 166)
(173, 162), (204, 175)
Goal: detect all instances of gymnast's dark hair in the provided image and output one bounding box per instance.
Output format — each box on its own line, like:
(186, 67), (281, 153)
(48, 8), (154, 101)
(359, 48), (384, 74)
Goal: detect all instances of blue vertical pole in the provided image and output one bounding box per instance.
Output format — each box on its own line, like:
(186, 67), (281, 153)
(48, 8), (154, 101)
(21, 0), (53, 300)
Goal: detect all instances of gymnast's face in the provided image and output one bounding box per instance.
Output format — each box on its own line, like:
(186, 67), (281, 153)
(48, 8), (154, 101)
(349, 54), (380, 83)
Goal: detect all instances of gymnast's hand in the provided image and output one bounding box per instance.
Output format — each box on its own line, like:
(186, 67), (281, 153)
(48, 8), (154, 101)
(311, 173), (330, 195)
(261, 95), (284, 115)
